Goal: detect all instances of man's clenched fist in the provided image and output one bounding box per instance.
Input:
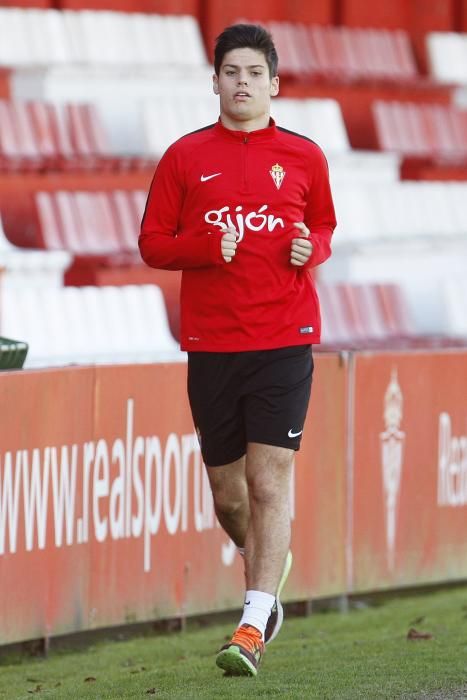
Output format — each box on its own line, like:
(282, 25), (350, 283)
(221, 226), (238, 263)
(290, 222), (313, 267)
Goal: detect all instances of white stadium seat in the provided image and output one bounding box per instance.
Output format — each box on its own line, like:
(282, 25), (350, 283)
(443, 279), (467, 338)
(427, 32), (467, 84)
(332, 181), (467, 246)
(323, 181), (467, 336)
(0, 10), (29, 66)
(0, 284), (183, 368)
(11, 66), (216, 156)
(0, 213), (71, 289)
(303, 99), (351, 151)
(142, 95), (219, 157)
(0, 8), (207, 69)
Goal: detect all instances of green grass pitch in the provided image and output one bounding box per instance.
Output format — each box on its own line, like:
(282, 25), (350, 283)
(1, 585), (467, 699)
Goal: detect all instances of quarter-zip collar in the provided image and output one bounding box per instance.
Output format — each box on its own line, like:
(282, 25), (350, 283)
(213, 117), (277, 143)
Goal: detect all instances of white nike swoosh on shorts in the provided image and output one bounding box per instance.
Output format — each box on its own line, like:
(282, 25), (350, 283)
(288, 429), (303, 438)
(200, 172), (222, 182)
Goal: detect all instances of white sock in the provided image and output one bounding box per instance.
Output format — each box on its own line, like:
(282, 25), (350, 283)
(238, 590), (275, 639)
(237, 547), (245, 557)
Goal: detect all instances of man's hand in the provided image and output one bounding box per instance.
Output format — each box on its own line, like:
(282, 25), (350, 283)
(221, 226), (238, 263)
(290, 222), (313, 267)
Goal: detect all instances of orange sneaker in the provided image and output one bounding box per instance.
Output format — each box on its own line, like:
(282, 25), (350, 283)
(215, 624), (265, 676)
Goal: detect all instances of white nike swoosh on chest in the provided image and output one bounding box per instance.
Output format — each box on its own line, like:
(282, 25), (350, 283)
(200, 172), (222, 182)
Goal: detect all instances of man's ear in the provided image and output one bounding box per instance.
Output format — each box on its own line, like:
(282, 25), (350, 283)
(213, 74), (219, 95)
(270, 76), (279, 97)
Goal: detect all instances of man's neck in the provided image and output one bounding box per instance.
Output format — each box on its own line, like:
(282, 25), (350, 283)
(219, 114), (271, 133)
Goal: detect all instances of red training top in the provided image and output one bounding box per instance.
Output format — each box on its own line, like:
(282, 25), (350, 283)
(139, 119), (337, 352)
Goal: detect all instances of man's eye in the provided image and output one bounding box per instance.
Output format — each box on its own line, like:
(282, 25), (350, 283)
(251, 72), (262, 76)
(226, 71), (235, 76)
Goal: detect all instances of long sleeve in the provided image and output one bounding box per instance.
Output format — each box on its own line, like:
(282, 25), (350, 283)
(303, 146), (337, 269)
(139, 146), (225, 271)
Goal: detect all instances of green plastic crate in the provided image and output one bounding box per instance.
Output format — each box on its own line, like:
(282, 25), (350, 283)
(0, 337), (28, 370)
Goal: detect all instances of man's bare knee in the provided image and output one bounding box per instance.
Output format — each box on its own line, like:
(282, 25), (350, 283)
(246, 443), (294, 505)
(213, 496), (247, 520)
(207, 456), (248, 516)
(247, 477), (279, 508)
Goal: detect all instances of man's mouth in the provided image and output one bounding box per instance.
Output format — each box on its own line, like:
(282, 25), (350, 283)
(234, 92), (251, 99)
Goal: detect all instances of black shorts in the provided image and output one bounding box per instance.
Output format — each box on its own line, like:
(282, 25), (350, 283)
(187, 345), (313, 467)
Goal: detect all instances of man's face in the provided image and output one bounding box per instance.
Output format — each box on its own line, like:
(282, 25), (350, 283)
(213, 47), (279, 130)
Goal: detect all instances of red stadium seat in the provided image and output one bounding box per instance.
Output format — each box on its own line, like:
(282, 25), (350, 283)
(291, 23), (320, 77)
(334, 283), (377, 345)
(46, 102), (78, 168)
(66, 103), (120, 170)
(266, 21), (305, 79)
(0, 100), (42, 171)
(0, 100), (135, 171)
(34, 190), (129, 254)
(27, 101), (60, 168)
(315, 282), (340, 347)
(129, 190), (147, 230)
(66, 103), (95, 168)
(35, 191), (66, 249)
(54, 191), (83, 253)
(317, 281), (360, 348)
(74, 191), (120, 253)
(307, 25), (340, 80)
(338, 284), (389, 345)
(372, 283), (413, 340)
(108, 190), (139, 253)
(315, 282), (453, 351)
(373, 101), (467, 159)
(393, 30), (418, 80)
(266, 24), (418, 83)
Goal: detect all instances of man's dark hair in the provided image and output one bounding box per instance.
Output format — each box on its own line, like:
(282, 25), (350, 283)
(214, 24), (278, 77)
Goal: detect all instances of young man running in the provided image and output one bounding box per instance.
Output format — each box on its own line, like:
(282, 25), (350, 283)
(139, 23), (336, 677)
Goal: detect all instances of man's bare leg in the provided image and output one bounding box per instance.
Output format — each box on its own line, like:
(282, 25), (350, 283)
(206, 445), (292, 591)
(206, 456), (249, 547)
(244, 443), (293, 594)
(216, 442), (293, 675)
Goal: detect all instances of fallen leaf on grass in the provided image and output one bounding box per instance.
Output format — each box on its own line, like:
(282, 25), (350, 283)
(146, 689), (157, 695)
(407, 627), (433, 640)
(84, 676), (97, 682)
(130, 664), (147, 674)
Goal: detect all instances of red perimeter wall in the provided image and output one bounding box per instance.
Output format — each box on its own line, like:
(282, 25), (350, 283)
(1, 349), (467, 645)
